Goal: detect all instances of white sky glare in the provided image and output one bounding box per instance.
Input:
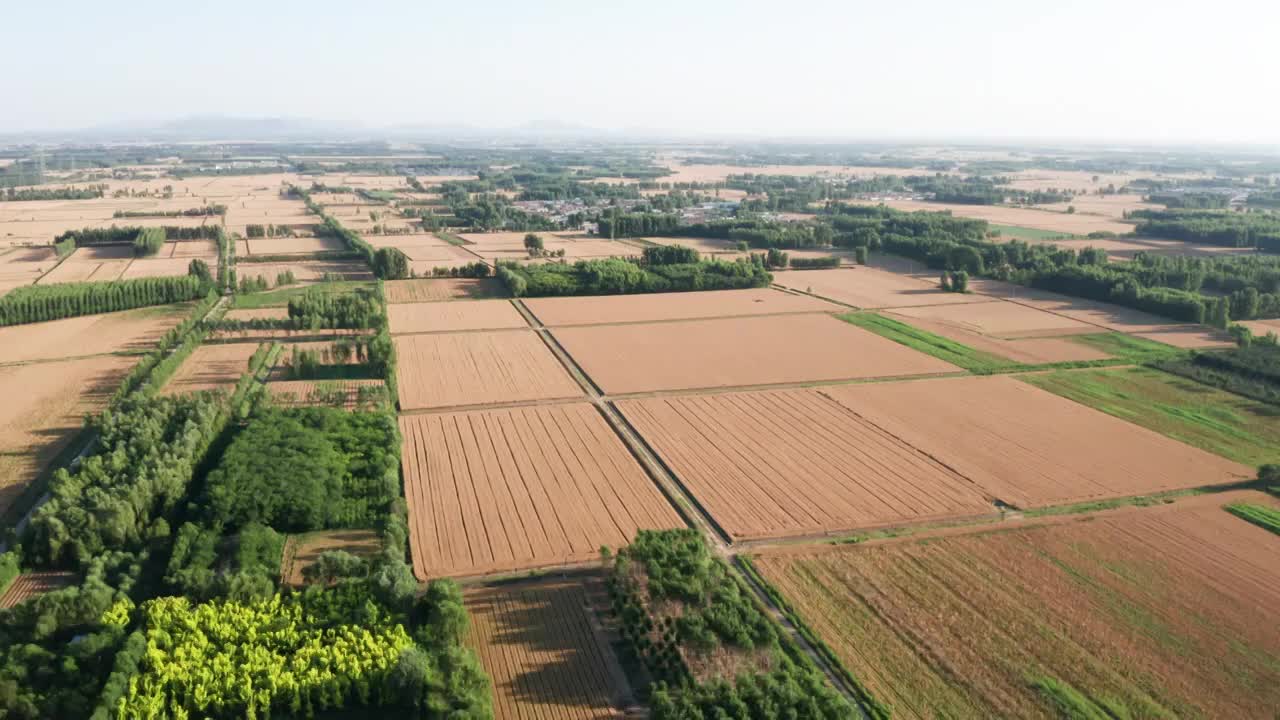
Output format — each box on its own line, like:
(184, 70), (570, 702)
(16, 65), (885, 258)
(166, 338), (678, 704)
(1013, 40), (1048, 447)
(6, 0), (1278, 144)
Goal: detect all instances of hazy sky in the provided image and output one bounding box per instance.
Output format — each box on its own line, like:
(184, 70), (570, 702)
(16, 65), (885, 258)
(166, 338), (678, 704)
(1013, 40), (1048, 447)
(7, 0), (1278, 143)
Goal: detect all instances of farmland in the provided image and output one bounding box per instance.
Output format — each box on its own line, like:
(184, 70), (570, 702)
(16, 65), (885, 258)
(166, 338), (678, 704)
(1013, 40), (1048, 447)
(395, 330), (582, 410)
(0, 355), (134, 516)
(466, 579), (635, 720)
(553, 313), (959, 395)
(617, 389), (993, 541)
(0, 571), (77, 609)
(400, 403), (683, 577)
(751, 492), (1280, 719)
(383, 277), (506, 303)
(524, 287), (839, 326)
(1024, 367), (1280, 465)
(388, 299), (527, 334)
(2, 141), (1279, 720)
(0, 303), (188, 363)
(821, 375), (1252, 508)
(770, 267), (990, 309)
(161, 342), (260, 395)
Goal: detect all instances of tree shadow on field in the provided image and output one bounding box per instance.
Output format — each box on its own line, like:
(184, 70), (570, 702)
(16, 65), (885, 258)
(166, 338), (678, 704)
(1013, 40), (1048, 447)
(480, 580), (630, 714)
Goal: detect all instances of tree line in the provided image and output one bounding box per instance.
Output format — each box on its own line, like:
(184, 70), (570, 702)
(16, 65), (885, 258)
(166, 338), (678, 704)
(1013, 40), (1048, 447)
(0, 274), (212, 326)
(498, 253), (772, 298)
(608, 529), (856, 719)
(2, 185), (105, 201)
(1130, 209), (1280, 250)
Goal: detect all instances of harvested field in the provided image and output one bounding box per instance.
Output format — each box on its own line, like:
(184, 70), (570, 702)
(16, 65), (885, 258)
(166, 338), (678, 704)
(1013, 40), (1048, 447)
(0, 304), (189, 364)
(0, 572), (78, 609)
(243, 236), (345, 255)
(889, 299), (1098, 338)
(266, 379), (387, 409)
(972, 282), (1186, 333)
(0, 355), (134, 517)
(1131, 327), (1233, 349)
(222, 307), (290, 321)
(234, 260), (373, 283)
(395, 330), (582, 410)
(400, 403), (683, 577)
(821, 375), (1252, 508)
(617, 389), (993, 541)
(119, 257), (197, 279)
(363, 233), (452, 249)
(388, 299), (526, 334)
(1241, 317), (1280, 337)
(384, 278), (506, 303)
(1023, 367), (1280, 466)
(553, 314), (958, 395)
(467, 579), (634, 719)
(280, 530), (382, 586)
(166, 239), (219, 258)
(752, 492), (1280, 719)
(524, 288), (840, 327)
(396, 245), (480, 263)
(0, 246), (57, 291)
(852, 198), (1136, 235)
(876, 311), (1111, 364)
(162, 343), (259, 395)
(771, 267), (990, 309)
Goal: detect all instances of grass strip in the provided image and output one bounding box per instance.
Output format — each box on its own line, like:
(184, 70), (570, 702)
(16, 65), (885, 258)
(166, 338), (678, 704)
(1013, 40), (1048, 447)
(838, 312), (1014, 373)
(1225, 503), (1280, 535)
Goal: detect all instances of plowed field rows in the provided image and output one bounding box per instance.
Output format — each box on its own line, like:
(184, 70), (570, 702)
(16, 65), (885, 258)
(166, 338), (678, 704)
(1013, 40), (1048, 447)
(267, 379), (386, 409)
(890, 300), (1098, 338)
(0, 355), (134, 517)
(821, 375), (1252, 508)
(162, 342), (259, 395)
(400, 403), (682, 577)
(752, 492), (1280, 719)
(771, 267), (991, 309)
(388, 299), (527, 334)
(617, 389), (993, 541)
(395, 330), (582, 410)
(553, 314), (958, 395)
(384, 278), (507, 304)
(0, 304), (189, 364)
(524, 288), (840, 327)
(467, 580), (629, 720)
(0, 571), (77, 609)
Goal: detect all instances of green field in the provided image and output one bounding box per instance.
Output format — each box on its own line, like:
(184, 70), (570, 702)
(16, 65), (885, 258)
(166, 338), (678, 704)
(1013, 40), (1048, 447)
(1023, 367), (1280, 465)
(838, 312), (1013, 372)
(988, 224), (1078, 241)
(840, 313), (1181, 374)
(1225, 503), (1280, 535)
(230, 280), (374, 309)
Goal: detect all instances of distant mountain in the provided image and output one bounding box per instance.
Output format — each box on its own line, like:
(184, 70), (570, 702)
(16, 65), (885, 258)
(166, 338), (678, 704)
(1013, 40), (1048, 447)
(151, 114), (358, 140)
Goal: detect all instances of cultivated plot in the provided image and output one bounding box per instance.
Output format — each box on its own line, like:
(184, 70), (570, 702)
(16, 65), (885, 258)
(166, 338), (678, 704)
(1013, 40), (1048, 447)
(0, 355), (134, 517)
(234, 260), (373, 284)
(383, 278), (506, 303)
(771, 267), (989, 309)
(388, 299), (527, 334)
(524, 288), (840, 327)
(243, 236), (345, 256)
(889, 299), (1098, 338)
(752, 493), (1280, 719)
(162, 343), (260, 395)
(553, 313), (958, 395)
(877, 311), (1110, 364)
(617, 389), (993, 542)
(267, 379), (387, 409)
(400, 403), (683, 577)
(467, 579), (634, 720)
(280, 529), (382, 586)
(821, 375), (1252, 508)
(0, 572), (78, 609)
(395, 330), (582, 410)
(0, 304), (188, 364)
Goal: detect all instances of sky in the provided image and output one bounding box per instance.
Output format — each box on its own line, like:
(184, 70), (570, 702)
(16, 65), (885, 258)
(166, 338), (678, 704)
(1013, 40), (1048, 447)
(5, 0), (1279, 144)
